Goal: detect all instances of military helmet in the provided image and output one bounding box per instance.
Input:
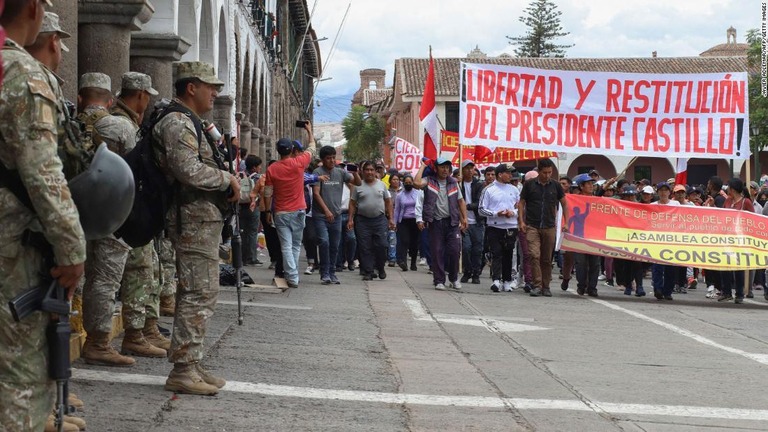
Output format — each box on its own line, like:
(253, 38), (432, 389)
(68, 143), (135, 240)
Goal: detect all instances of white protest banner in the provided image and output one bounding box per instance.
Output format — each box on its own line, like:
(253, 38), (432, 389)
(393, 137), (422, 174)
(459, 63), (750, 160)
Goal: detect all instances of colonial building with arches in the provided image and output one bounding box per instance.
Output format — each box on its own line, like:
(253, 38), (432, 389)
(50, 0), (321, 162)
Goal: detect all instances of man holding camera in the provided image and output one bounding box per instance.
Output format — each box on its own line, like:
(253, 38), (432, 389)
(264, 121), (317, 289)
(312, 146), (361, 284)
(153, 61), (240, 396)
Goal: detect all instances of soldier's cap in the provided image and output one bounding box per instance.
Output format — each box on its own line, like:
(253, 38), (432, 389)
(174, 61), (225, 87)
(40, 12), (70, 52)
(119, 72), (159, 96)
(79, 72), (112, 92)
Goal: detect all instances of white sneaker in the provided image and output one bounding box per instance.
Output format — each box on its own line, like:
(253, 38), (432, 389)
(451, 280), (462, 290)
(304, 265), (314, 275)
(435, 283), (446, 291)
(491, 280), (501, 292)
(510, 279), (519, 290)
(502, 281), (513, 292)
(419, 258), (427, 266)
(598, 274), (606, 281)
(445, 281), (453, 289)
(705, 285), (716, 299)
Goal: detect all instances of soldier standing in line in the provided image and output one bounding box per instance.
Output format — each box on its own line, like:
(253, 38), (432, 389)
(154, 61), (240, 396)
(158, 236), (177, 316)
(76, 72), (138, 367)
(99, 72), (172, 358)
(0, 0), (86, 429)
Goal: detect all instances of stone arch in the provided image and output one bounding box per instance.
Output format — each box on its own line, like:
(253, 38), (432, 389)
(241, 45), (252, 120)
(216, 8), (229, 93)
(198, 0), (214, 65)
(178, 0), (198, 60)
(566, 155), (617, 179)
(234, 32), (242, 113)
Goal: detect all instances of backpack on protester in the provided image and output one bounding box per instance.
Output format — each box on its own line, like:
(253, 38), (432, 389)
(114, 99), (203, 248)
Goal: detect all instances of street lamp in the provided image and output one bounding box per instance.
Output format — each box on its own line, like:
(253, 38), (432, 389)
(752, 124), (761, 183)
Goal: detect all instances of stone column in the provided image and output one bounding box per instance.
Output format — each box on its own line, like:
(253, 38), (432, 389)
(49, 0), (78, 101)
(78, 0), (154, 94)
(130, 33), (191, 105)
(251, 128), (262, 162)
(213, 95), (235, 135)
(239, 121), (253, 153)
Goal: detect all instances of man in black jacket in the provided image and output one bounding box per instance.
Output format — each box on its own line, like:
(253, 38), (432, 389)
(459, 160), (486, 284)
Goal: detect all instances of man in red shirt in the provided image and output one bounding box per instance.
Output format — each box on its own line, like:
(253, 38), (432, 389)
(264, 122), (317, 287)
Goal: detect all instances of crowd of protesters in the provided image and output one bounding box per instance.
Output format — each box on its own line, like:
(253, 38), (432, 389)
(241, 137), (768, 305)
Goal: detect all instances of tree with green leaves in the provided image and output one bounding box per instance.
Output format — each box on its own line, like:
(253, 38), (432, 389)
(506, 0), (573, 58)
(747, 29), (768, 162)
(341, 105), (385, 162)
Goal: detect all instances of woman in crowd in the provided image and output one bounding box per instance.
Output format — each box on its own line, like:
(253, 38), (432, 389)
(395, 175), (422, 271)
(387, 173), (401, 267)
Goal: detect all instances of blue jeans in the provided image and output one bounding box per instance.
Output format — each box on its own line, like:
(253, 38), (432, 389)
(336, 212), (357, 268)
(461, 223), (484, 276)
(314, 216), (342, 277)
(387, 230), (397, 262)
(274, 211), (306, 284)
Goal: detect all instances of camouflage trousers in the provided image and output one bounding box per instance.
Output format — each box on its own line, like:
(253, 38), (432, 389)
(158, 237), (176, 298)
(168, 221), (222, 364)
(120, 243), (161, 330)
(0, 243), (54, 432)
(83, 235), (130, 334)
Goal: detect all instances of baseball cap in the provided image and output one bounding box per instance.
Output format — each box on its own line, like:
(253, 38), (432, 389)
(510, 170), (521, 180)
(524, 170), (539, 181)
(119, 72), (159, 96)
(460, 159), (475, 169)
(589, 169), (599, 176)
(620, 185), (637, 195)
(495, 163), (512, 176)
(641, 185), (654, 194)
(673, 184), (687, 193)
(79, 72), (111, 91)
(574, 173), (593, 186)
(174, 61), (225, 87)
(656, 182), (671, 190)
(292, 140), (303, 151)
(688, 186), (703, 195)
(435, 156), (452, 166)
(750, 181), (759, 189)
(40, 12), (70, 52)
(276, 138), (293, 156)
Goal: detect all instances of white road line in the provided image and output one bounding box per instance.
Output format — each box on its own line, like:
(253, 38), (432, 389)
(570, 292), (768, 366)
(72, 368), (768, 421)
(216, 300), (312, 310)
(403, 299), (548, 333)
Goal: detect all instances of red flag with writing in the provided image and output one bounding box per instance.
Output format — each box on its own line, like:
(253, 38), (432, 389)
(419, 53), (438, 160)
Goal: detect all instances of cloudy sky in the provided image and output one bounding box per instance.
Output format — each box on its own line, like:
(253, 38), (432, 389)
(309, 0), (756, 123)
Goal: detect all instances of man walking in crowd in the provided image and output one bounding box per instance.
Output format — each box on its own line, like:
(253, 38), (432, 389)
(264, 122), (317, 288)
(348, 161), (394, 281)
(651, 182), (680, 300)
(460, 160), (486, 285)
(0, 2), (87, 428)
(336, 180), (357, 272)
(414, 157), (469, 291)
(241, 154), (263, 265)
(571, 174), (600, 297)
(479, 164), (520, 292)
(154, 61), (241, 395)
(312, 146), (361, 284)
(519, 159), (567, 297)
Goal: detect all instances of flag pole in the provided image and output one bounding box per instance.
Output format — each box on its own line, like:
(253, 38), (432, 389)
(745, 160), (752, 298)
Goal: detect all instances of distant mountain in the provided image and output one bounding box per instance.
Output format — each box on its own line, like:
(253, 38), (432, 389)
(312, 92), (354, 124)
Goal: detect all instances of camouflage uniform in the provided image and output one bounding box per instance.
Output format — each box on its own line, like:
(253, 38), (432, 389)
(154, 63), (230, 366)
(0, 38), (86, 431)
(158, 237), (176, 299)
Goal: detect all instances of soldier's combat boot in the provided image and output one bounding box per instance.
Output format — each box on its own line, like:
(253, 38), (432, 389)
(196, 363), (227, 389)
(44, 414), (80, 432)
(143, 318), (171, 350)
(160, 295), (176, 316)
(82, 331), (136, 367)
(165, 363), (219, 396)
(121, 329), (167, 358)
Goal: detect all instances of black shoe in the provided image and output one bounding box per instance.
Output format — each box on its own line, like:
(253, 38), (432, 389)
(663, 295), (673, 300)
(586, 289), (598, 297)
(542, 288), (552, 297)
(410, 263), (417, 271)
(523, 283), (532, 293)
(561, 279), (569, 291)
(654, 290), (663, 300)
(348, 262), (356, 271)
(491, 281), (500, 292)
(529, 288), (542, 297)
(336, 266), (344, 273)
(388, 261), (396, 267)
(399, 262), (408, 271)
(362, 274), (373, 281)
(746, 292), (754, 299)
(471, 276), (480, 284)
(576, 286), (585, 295)
(378, 269), (387, 280)
(460, 274), (470, 283)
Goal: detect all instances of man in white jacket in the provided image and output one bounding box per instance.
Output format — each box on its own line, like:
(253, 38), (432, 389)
(478, 164), (520, 292)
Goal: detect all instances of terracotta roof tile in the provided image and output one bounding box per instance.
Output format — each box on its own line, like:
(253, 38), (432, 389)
(699, 43), (749, 57)
(397, 56), (750, 98)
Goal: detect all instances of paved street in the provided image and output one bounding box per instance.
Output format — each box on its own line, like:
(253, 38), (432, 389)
(71, 259), (768, 431)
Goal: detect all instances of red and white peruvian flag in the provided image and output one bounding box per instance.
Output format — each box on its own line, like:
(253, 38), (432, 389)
(473, 144), (495, 163)
(675, 158), (688, 185)
(419, 52), (439, 160)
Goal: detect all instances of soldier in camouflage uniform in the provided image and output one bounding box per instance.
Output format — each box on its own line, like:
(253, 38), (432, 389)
(77, 72), (138, 367)
(0, 1), (87, 430)
(24, 11), (69, 74)
(154, 61), (240, 396)
(158, 236), (177, 316)
(99, 72), (171, 359)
